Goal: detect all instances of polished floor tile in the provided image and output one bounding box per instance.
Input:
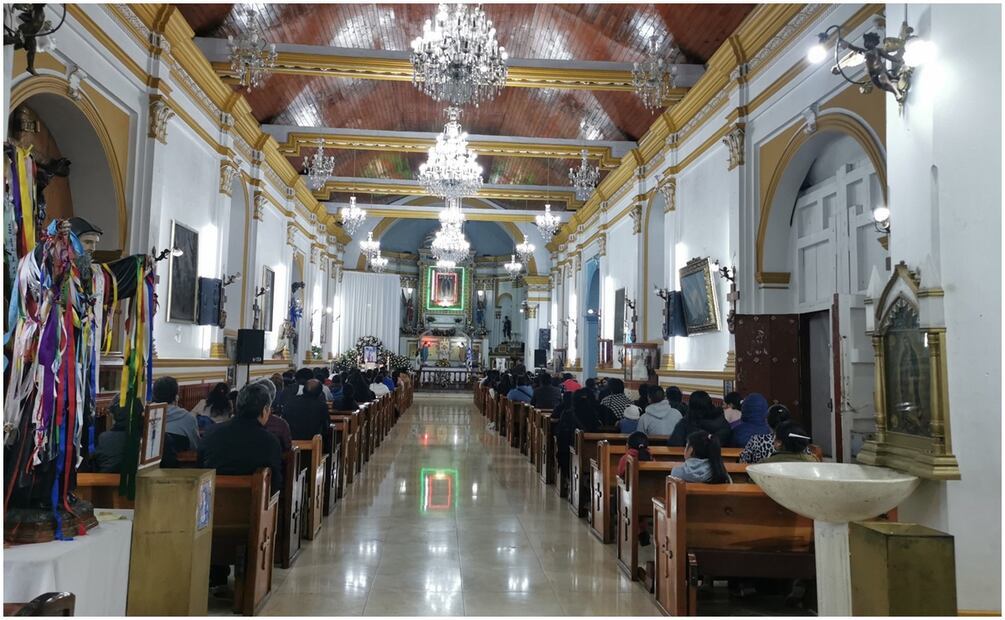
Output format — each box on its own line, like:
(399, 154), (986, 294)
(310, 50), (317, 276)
(258, 394), (661, 616)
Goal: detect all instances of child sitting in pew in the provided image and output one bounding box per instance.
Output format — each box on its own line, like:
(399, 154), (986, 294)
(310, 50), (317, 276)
(671, 431), (732, 484)
(762, 422), (819, 464)
(618, 432), (655, 547)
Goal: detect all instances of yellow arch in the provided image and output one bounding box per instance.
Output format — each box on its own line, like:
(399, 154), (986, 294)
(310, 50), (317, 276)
(11, 74), (130, 250)
(755, 111), (887, 284)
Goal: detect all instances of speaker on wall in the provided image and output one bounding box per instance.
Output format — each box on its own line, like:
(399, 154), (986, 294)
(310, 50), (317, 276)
(236, 329), (265, 364)
(534, 349), (547, 368)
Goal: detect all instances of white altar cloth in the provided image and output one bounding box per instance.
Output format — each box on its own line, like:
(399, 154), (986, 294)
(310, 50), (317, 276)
(4, 509), (133, 615)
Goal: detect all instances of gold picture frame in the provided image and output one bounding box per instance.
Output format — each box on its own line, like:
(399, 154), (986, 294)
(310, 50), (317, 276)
(857, 263), (960, 480)
(139, 402), (168, 469)
(678, 257), (721, 334)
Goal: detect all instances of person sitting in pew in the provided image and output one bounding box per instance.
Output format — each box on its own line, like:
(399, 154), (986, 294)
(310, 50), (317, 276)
(634, 383), (651, 411)
(313, 367), (335, 401)
(507, 375), (534, 403)
(531, 373), (562, 409)
(762, 422), (819, 464)
(337, 384), (361, 412)
(152, 377), (200, 452)
(251, 378), (292, 453)
(380, 370), (396, 393)
(330, 375), (344, 403)
(560, 373), (582, 393)
(731, 392), (771, 449)
(600, 378), (633, 420)
(617, 403), (642, 433)
(191, 382), (234, 433)
(723, 391), (743, 427)
(666, 386), (689, 418)
(283, 379), (330, 446)
(617, 431), (653, 477)
(671, 431), (732, 484)
(348, 370), (376, 402)
(370, 371), (391, 397)
(739, 403), (799, 464)
(89, 394), (135, 473)
(637, 385), (682, 436)
(669, 390), (732, 447)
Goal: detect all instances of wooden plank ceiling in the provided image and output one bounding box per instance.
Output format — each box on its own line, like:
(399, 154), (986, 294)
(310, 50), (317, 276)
(177, 3), (754, 210)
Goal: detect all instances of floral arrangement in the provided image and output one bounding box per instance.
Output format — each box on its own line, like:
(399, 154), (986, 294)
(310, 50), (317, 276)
(354, 335), (384, 358)
(435, 358), (450, 368)
(333, 348), (360, 373)
(388, 353), (412, 371)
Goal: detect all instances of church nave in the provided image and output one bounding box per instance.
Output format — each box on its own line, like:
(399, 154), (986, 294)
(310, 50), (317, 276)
(255, 395), (659, 617)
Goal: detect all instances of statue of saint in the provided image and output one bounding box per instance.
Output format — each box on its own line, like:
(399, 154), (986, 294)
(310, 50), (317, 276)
(503, 315), (512, 340)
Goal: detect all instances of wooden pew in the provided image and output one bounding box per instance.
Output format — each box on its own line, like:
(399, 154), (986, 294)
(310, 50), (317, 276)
(212, 469), (279, 616)
(512, 402), (529, 453)
(537, 412), (555, 484)
(291, 435), (326, 541)
(75, 473), (134, 509)
(616, 457), (750, 581)
(652, 478), (815, 616)
(322, 424), (340, 515)
(330, 409), (361, 487)
(569, 432), (667, 519)
(589, 443), (743, 544)
(277, 446), (307, 569)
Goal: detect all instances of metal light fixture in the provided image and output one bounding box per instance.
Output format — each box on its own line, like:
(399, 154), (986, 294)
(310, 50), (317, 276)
(632, 34), (681, 112)
(304, 140), (335, 191)
(340, 195), (367, 237)
(873, 205), (891, 233)
(807, 14), (934, 110)
(419, 107), (484, 200)
(4, 4), (66, 75)
(431, 222), (470, 265)
(409, 3), (509, 107)
(227, 8), (277, 90)
(515, 234), (535, 263)
(535, 203), (560, 242)
(369, 250), (389, 273)
(435, 259), (457, 269)
(359, 231), (381, 260)
(711, 259), (736, 283)
(504, 254), (523, 276)
(568, 149), (600, 201)
(438, 197), (466, 227)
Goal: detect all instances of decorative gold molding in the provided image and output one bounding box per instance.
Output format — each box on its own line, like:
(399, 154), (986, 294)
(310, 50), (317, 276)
(313, 180), (579, 207)
(360, 208), (542, 223)
(209, 342), (227, 359)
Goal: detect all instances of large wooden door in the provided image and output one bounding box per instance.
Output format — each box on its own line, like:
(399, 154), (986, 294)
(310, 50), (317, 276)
(734, 314), (804, 425)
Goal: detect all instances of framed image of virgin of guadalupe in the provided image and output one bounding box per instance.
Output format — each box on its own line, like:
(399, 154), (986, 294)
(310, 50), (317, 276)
(679, 257), (720, 334)
(167, 221), (200, 323)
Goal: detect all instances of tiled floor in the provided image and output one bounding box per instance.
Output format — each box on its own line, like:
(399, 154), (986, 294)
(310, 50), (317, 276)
(258, 394), (661, 616)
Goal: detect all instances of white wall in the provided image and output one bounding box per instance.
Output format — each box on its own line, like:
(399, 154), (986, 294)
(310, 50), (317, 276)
(886, 3), (1001, 611)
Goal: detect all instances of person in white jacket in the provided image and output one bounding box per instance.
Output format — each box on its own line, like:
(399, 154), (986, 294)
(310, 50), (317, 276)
(637, 385), (682, 437)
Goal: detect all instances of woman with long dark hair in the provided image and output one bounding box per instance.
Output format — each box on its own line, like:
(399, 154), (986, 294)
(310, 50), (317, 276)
(191, 382), (233, 431)
(669, 390), (732, 447)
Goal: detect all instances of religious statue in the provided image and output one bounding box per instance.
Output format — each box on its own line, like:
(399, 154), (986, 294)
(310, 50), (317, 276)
(475, 295), (486, 327)
(274, 319), (294, 359)
(404, 296), (415, 327)
(503, 315), (512, 341)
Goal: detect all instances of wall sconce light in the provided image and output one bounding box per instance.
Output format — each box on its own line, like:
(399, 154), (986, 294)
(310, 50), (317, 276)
(873, 205), (891, 233)
(291, 281), (306, 293)
(654, 284), (670, 300)
(3, 4), (66, 75)
(807, 13), (934, 110)
(711, 259), (736, 283)
(222, 272), (241, 287)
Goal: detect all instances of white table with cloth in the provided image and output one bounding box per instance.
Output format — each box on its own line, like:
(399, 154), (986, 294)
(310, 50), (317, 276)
(4, 509), (133, 615)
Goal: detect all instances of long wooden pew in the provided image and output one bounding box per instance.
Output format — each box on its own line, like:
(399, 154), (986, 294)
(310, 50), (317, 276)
(330, 408), (361, 487)
(589, 443), (743, 543)
(569, 432), (669, 519)
(277, 447), (307, 568)
(651, 478), (815, 616)
(537, 411), (555, 484)
(322, 424), (340, 515)
(616, 457), (750, 581)
(292, 435), (326, 541)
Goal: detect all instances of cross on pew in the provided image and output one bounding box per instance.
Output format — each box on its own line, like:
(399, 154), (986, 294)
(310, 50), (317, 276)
(292, 435), (327, 541)
(569, 432), (669, 519)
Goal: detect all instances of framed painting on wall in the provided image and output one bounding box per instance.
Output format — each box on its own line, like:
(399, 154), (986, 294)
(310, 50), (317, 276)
(613, 288), (626, 344)
(679, 257), (721, 334)
(261, 266), (276, 332)
(139, 402), (168, 469)
(167, 221), (200, 323)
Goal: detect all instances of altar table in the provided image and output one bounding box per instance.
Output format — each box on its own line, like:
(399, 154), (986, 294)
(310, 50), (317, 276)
(4, 509), (133, 615)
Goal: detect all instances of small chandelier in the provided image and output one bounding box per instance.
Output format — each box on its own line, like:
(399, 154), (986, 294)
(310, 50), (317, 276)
(359, 231), (380, 260)
(304, 140), (335, 191)
(227, 8), (278, 90)
(515, 234), (535, 263)
(807, 15), (934, 110)
(435, 259), (457, 269)
(438, 197), (466, 227)
(340, 195), (367, 237)
(409, 3), (509, 107)
(535, 203), (560, 242)
(504, 254), (523, 276)
(369, 250), (389, 273)
(568, 149), (600, 201)
(419, 107), (483, 200)
(632, 34), (680, 112)
(431, 222), (470, 265)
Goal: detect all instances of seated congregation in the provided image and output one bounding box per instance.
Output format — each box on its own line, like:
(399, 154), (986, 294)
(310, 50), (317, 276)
(476, 368), (840, 615)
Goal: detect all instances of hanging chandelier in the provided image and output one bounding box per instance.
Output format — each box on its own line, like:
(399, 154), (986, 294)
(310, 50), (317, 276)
(369, 250), (389, 273)
(516, 234), (535, 263)
(419, 108), (483, 200)
(409, 3), (509, 107)
(504, 254), (523, 276)
(227, 8), (278, 90)
(340, 195), (367, 237)
(304, 140), (335, 191)
(568, 149), (600, 201)
(632, 34), (680, 111)
(535, 203), (560, 242)
(431, 222), (470, 265)
(436, 259), (457, 269)
(438, 197), (466, 227)
(359, 231), (380, 260)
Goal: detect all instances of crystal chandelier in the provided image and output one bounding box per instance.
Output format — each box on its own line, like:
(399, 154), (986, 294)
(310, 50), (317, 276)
(304, 140), (335, 191)
(632, 34), (680, 111)
(340, 195), (367, 237)
(516, 234), (535, 263)
(228, 8), (278, 90)
(368, 250), (389, 273)
(435, 259), (457, 269)
(409, 3), (509, 107)
(431, 222), (470, 265)
(438, 197), (466, 227)
(419, 108), (483, 200)
(535, 203), (561, 242)
(504, 254), (523, 276)
(359, 231), (380, 260)
(568, 149), (600, 201)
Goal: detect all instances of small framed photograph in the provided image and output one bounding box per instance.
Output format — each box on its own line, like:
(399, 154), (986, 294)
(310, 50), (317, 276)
(139, 402), (168, 469)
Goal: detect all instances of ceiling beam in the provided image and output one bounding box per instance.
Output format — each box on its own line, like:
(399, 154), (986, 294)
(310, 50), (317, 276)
(267, 125), (632, 169)
(312, 176), (580, 207)
(323, 202), (570, 224)
(196, 38), (702, 95)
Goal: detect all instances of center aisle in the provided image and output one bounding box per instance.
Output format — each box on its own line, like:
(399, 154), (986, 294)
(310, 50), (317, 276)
(260, 394), (660, 616)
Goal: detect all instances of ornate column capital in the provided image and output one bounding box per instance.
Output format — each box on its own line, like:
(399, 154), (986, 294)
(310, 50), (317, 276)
(630, 203), (644, 235)
(658, 173), (677, 212)
(219, 157), (240, 196)
(598, 233), (607, 257)
(253, 193), (267, 221)
(723, 123), (746, 171)
(148, 95), (174, 144)
(286, 222), (296, 246)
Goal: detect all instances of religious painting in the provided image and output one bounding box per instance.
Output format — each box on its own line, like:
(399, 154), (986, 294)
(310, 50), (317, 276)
(196, 477), (213, 531)
(139, 402), (168, 469)
(881, 299), (932, 437)
(623, 342), (660, 383)
(433, 271), (460, 308)
(613, 288), (626, 344)
(167, 221), (200, 323)
(363, 346), (378, 365)
(679, 257), (721, 334)
(261, 266), (276, 332)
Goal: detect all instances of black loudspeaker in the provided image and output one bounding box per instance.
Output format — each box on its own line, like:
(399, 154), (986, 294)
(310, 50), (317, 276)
(236, 329), (265, 363)
(534, 349), (547, 368)
(538, 328), (551, 351)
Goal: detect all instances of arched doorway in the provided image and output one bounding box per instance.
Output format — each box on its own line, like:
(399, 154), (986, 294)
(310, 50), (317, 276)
(582, 258), (601, 377)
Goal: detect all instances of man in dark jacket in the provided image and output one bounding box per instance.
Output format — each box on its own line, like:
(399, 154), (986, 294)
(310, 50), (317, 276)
(282, 379), (330, 447)
(531, 373), (562, 409)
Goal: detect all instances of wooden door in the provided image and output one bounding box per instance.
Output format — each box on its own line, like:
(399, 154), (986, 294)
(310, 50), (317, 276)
(734, 314), (804, 424)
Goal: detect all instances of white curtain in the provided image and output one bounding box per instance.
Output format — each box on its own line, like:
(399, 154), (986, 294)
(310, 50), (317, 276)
(336, 271), (401, 355)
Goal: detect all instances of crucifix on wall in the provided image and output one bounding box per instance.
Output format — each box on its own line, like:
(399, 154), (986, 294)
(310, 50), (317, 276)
(625, 298), (638, 344)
